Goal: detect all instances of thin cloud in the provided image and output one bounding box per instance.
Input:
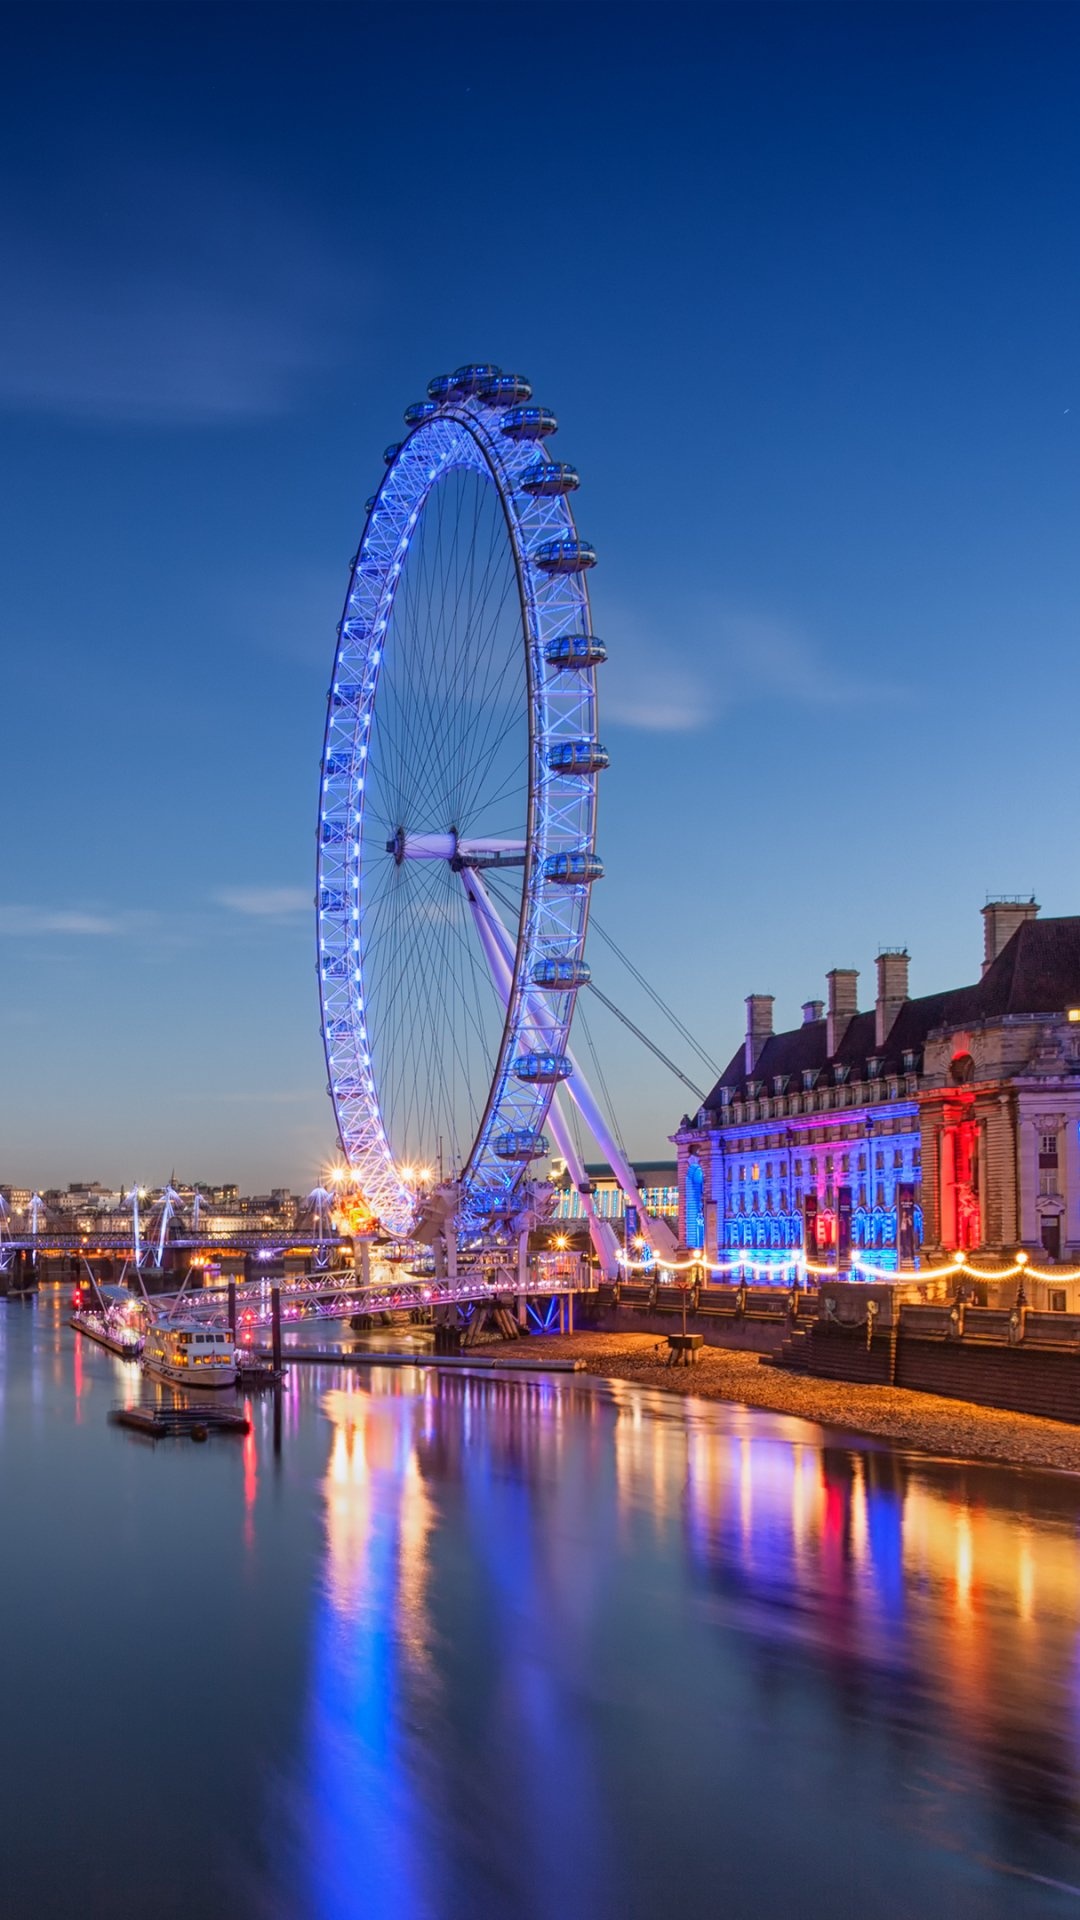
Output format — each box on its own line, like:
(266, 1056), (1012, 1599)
(0, 162), (371, 425)
(0, 906), (124, 936)
(603, 599), (902, 732)
(215, 887), (310, 918)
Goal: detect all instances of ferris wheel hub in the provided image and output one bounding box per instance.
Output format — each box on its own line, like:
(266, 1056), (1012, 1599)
(387, 831), (527, 867)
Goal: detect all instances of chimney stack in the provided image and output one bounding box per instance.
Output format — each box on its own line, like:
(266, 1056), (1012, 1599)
(826, 969), (859, 1059)
(875, 948), (910, 1048)
(801, 999), (824, 1026)
(982, 898), (1039, 975)
(744, 994), (774, 1074)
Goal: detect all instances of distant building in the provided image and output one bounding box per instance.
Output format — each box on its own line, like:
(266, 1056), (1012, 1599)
(673, 901), (1080, 1270)
(551, 1159), (679, 1230)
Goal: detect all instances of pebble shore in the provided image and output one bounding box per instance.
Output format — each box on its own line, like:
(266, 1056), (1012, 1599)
(522, 1330), (1080, 1474)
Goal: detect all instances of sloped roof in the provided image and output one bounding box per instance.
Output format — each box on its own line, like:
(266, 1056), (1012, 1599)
(702, 916), (1080, 1107)
(978, 916), (1080, 1016)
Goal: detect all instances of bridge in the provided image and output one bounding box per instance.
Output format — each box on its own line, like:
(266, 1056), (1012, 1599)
(160, 1260), (584, 1332)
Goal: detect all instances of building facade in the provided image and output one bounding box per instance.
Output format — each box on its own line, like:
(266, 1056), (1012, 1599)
(551, 1160), (679, 1232)
(673, 901), (1080, 1273)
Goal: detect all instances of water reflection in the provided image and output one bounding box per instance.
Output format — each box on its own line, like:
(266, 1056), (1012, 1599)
(6, 1296), (1080, 1918)
(292, 1369), (1080, 1916)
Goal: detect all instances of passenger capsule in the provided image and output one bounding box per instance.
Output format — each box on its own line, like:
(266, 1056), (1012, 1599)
(322, 955), (349, 979)
(542, 851), (604, 885)
(323, 754), (351, 780)
(449, 363), (502, 395)
(532, 956), (592, 989)
(533, 538), (596, 574)
(319, 888), (346, 912)
(383, 443), (402, 464)
(364, 496), (378, 512)
(519, 460), (580, 496)
(321, 820), (348, 846)
(501, 406), (558, 440)
(479, 373), (532, 405)
(326, 1018), (352, 1039)
(427, 373), (456, 401)
(332, 684), (362, 709)
(512, 1052), (573, 1083)
(547, 739), (610, 775)
(494, 1130), (551, 1161)
(405, 400), (438, 427)
(544, 634), (608, 670)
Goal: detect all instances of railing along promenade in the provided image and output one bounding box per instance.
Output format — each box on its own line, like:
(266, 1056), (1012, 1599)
(153, 1253), (586, 1328)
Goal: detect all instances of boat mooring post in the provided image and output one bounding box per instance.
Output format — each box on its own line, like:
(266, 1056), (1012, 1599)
(271, 1285), (282, 1374)
(227, 1279), (237, 1339)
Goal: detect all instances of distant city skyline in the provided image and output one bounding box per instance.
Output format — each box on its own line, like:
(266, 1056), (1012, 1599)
(2, 2), (1077, 1188)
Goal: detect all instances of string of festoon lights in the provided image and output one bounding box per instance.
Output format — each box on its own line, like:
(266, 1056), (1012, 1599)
(614, 1246), (1080, 1285)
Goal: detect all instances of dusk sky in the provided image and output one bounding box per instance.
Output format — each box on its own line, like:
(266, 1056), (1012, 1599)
(2, 0), (1077, 1192)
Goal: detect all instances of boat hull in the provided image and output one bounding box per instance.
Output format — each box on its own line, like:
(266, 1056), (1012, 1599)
(70, 1313), (142, 1360)
(141, 1354), (237, 1390)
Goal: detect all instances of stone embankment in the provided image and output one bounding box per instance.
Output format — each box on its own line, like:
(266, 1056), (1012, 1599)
(522, 1330), (1080, 1474)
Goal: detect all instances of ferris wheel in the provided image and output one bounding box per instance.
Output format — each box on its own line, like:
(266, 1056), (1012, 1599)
(317, 365), (609, 1242)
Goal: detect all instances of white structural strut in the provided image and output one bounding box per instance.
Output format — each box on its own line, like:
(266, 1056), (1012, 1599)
(394, 834), (527, 863)
(463, 869), (679, 1263)
(462, 870), (622, 1278)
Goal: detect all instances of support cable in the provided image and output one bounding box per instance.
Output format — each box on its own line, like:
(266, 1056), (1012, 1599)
(584, 983), (707, 1103)
(586, 914), (720, 1075)
(576, 1000), (631, 1166)
(485, 870), (709, 1105)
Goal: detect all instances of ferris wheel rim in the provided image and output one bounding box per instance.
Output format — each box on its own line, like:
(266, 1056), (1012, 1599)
(317, 374), (605, 1239)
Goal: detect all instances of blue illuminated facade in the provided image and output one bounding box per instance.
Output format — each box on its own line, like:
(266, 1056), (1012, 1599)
(673, 955), (926, 1271)
(674, 905), (1080, 1277)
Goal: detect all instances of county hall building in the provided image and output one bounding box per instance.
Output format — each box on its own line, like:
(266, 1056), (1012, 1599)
(673, 900), (1080, 1271)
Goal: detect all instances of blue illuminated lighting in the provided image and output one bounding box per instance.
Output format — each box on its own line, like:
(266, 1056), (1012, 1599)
(316, 368), (604, 1239)
(686, 1159), (705, 1251)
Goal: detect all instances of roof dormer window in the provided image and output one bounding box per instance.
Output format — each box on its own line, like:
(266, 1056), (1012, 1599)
(802, 1068), (819, 1091)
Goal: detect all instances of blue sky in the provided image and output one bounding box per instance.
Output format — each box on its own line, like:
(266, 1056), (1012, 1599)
(2, 1), (1077, 1190)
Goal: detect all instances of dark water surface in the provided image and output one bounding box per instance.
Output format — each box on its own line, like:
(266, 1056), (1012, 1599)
(4, 1291), (1080, 1918)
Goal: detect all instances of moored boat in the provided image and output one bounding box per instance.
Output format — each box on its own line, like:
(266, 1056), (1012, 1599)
(141, 1319), (237, 1389)
(70, 1308), (143, 1359)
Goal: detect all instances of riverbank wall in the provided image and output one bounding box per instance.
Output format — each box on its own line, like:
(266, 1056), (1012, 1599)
(799, 1297), (1080, 1424)
(575, 1280), (1080, 1425)
(576, 1282), (817, 1355)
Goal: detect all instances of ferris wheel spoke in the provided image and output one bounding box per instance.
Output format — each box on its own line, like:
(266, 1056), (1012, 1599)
(430, 513), (512, 818)
(444, 554), (520, 813)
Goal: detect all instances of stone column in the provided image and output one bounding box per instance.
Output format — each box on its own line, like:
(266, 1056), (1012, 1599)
(1017, 1112), (1041, 1248)
(675, 1140), (690, 1248)
(983, 1095), (1018, 1250)
(920, 1116), (941, 1250)
(708, 1142), (725, 1263)
(939, 1123), (957, 1249)
(1064, 1102), (1080, 1257)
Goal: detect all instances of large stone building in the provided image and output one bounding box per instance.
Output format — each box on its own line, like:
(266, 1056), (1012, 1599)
(673, 901), (1080, 1271)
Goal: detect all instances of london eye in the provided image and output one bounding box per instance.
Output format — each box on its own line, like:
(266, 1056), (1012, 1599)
(317, 365), (608, 1244)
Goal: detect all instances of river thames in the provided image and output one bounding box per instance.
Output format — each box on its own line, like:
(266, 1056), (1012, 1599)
(4, 1291), (1080, 1917)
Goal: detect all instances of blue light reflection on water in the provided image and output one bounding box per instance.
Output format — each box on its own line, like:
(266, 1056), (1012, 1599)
(4, 1294), (1080, 1918)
